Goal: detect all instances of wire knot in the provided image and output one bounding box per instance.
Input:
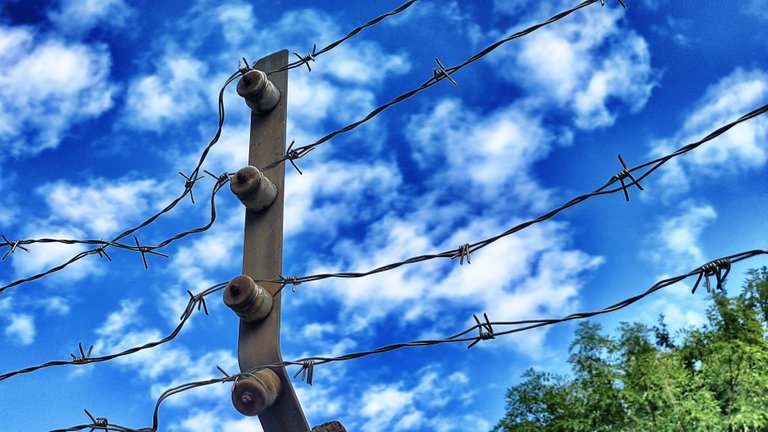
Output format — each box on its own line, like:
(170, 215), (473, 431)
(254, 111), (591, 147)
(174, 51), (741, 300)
(204, 170), (231, 193)
(84, 408), (108, 431)
(293, 360), (315, 385)
(95, 242), (112, 262)
(452, 243), (472, 265)
(433, 57), (457, 86)
(179, 171), (206, 204)
(285, 140), (312, 175)
(238, 57), (251, 74)
(281, 275), (302, 293)
(133, 236), (169, 270)
(612, 154), (644, 202)
(70, 342), (94, 364)
(293, 44), (317, 72)
(1, 234), (30, 260)
(599, 0), (627, 8)
(187, 289), (209, 317)
(468, 313), (495, 349)
(692, 258), (731, 294)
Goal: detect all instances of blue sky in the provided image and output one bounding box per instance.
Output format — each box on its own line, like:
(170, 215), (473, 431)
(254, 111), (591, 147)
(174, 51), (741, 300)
(1, 0), (767, 431)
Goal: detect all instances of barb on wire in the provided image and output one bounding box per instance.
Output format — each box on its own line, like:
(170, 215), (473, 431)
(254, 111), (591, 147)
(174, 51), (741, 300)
(0, 172), (234, 295)
(186, 289), (209, 316)
(433, 57), (457, 86)
(70, 343), (94, 364)
(691, 258), (731, 294)
(83, 409), (108, 431)
(265, 0), (420, 75)
(0, 282), (226, 382)
(269, 0), (611, 170)
(133, 236), (169, 270)
(178, 171), (206, 204)
(293, 44), (317, 72)
(452, 243), (472, 265)
(467, 313), (494, 348)
(51, 249), (767, 432)
(1, 234), (30, 260)
(262, 101), (768, 292)
(293, 360), (315, 385)
(600, 0), (627, 8)
(612, 154), (644, 202)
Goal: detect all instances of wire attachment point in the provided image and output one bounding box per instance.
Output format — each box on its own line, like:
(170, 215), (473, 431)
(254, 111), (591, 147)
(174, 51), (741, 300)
(433, 57), (457, 86)
(692, 258), (731, 294)
(281, 275), (302, 293)
(467, 313), (495, 349)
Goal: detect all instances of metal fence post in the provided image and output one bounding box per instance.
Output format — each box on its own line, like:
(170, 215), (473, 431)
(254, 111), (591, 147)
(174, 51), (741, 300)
(228, 49), (310, 431)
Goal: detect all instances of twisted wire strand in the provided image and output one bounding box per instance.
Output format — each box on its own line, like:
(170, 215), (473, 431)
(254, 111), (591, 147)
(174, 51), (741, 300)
(0, 0), (619, 294)
(261, 0), (612, 171)
(265, 0), (420, 75)
(49, 248), (767, 432)
(0, 283), (226, 382)
(257, 101), (768, 291)
(1, 0), (419, 294)
(0, 174), (233, 295)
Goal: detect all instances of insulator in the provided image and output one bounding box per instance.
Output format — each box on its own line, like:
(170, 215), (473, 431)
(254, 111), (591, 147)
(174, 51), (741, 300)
(236, 69), (281, 114)
(223, 275), (273, 323)
(231, 368), (282, 416)
(230, 166), (278, 213)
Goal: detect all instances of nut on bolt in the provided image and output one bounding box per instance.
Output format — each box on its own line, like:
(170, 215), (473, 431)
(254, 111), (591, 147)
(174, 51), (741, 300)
(237, 69), (281, 114)
(230, 166), (277, 213)
(232, 368), (283, 416)
(223, 275), (273, 323)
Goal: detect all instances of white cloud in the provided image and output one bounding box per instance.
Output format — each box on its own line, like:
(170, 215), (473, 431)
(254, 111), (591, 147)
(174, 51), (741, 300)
(0, 26), (115, 156)
(40, 178), (164, 237)
(171, 410), (264, 432)
(745, 0), (768, 21)
(652, 68), (768, 195)
(284, 160), (401, 237)
(5, 313), (35, 345)
(7, 224), (101, 282)
(123, 54), (210, 132)
(490, 4), (655, 129)
(348, 368), (491, 432)
(93, 299), (239, 407)
(406, 98), (555, 205)
(48, 0), (133, 34)
(645, 201), (716, 269)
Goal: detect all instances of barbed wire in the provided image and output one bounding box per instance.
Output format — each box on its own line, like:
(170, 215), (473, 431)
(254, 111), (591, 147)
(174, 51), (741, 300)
(264, 0), (420, 75)
(0, 0), (418, 295)
(49, 248), (767, 432)
(0, 173), (233, 295)
(255, 101), (768, 292)
(0, 283), (225, 382)
(260, 0), (620, 172)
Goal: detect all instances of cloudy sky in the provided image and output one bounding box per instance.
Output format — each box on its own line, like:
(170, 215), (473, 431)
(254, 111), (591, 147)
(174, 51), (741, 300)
(1, 0), (767, 430)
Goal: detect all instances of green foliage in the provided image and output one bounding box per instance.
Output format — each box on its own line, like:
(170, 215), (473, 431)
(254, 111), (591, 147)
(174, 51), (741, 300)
(494, 268), (768, 432)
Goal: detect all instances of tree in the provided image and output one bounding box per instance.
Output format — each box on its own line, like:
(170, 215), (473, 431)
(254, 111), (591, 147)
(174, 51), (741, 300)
(494, 268), (768, 432)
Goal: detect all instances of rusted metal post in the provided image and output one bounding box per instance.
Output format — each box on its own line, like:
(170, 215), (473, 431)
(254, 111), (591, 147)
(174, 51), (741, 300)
(230, 50), (310, 431)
